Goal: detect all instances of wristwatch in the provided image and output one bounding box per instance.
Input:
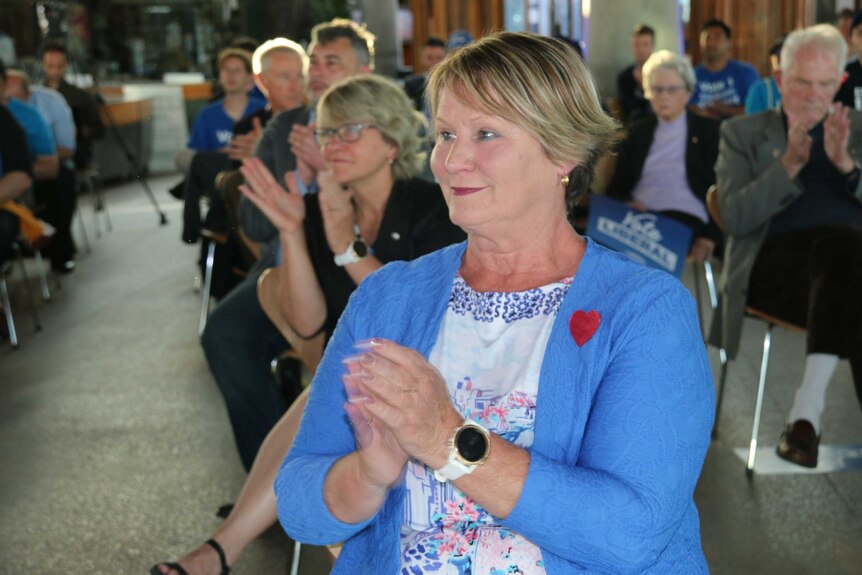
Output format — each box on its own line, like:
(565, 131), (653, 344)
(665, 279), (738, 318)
(433, 420), (491, 482)
(333, 238), (368, 266)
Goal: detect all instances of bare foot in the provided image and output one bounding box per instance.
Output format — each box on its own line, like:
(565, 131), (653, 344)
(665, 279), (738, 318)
(152, 541), (225, 575)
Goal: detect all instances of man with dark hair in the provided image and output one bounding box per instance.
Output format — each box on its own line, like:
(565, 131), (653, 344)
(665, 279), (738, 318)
(690, 18), (759, 120)
(616, 24), (655, 125)
(404, 36), (446, 111)
(835, 12), (862, 111)
(40, 41), (104, 170)
(203, 19), (375, 471)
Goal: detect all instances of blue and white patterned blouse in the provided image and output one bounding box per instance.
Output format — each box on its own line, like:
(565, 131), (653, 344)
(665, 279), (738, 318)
(400, 274), (572, 575)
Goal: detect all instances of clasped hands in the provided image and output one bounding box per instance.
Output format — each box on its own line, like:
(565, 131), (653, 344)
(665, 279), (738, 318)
(783, 103), (855, 179)
(342, 338), (462, 491)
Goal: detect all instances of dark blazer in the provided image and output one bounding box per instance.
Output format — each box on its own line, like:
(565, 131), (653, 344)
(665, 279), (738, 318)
(606, 109), (721, 241)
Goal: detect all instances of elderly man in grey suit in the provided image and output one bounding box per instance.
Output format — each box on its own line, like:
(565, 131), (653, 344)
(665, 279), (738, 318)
(711, 24), (862, 469)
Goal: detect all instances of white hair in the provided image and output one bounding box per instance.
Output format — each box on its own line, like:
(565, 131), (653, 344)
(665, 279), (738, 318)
(641, 50), (696, 99)
(780, 24), (846, 77)
(252, 38), (308, 77)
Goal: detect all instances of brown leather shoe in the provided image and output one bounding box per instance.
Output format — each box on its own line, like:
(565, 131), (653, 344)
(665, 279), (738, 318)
(776, 420), (820, 468)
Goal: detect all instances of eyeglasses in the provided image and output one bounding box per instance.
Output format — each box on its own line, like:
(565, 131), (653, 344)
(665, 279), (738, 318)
(650, 85), (686, 96)
(314, 123), (377, 145)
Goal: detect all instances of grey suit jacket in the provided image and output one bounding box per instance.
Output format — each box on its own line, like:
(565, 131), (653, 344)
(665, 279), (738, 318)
(708, 109), (862, 358)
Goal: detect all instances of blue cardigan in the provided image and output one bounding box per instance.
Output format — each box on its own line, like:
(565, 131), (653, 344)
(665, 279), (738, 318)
(276, 238), (714, 574)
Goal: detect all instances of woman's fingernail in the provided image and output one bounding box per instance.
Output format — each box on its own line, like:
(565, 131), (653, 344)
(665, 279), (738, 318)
(341, 355), (362, 365)
(359, 354), (375, 366)
(347, 395), (373, 404)
(355, 338), (386, 350)
(360, 369), (373, 380)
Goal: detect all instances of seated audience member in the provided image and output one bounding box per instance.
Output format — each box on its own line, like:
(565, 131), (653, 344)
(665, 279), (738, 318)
(745, 37), (784, 114)
(403, 36), (446, 112)
(5, 68), (78, 272)
(181, 39), (307, 243)
(187, 48), (265, 155)
(0, 99), (33, 269)
(616, 23), (655, 125)
(173, 47), (264, 178)
(40, 41), (104, 170)
(276, 32), (714, 574)
(690, 18), (760, 120)
(201, 18), (374, 474)
(607, 49), (721, 262)
(710, 24), (862, 469)
(836, 12), (862, 110)
(151, 73), (464, 575)
(837, 8), (858, 64)
(0, 62), (59, 186)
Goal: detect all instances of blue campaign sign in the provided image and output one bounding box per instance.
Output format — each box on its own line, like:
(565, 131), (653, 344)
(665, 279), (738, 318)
(586, 196), (694, 277)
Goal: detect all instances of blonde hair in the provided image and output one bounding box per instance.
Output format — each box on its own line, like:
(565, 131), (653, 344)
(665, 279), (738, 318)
(252, 38), (308, 77)
(427, 31), (621, 207)
(317, 75), (425, 180)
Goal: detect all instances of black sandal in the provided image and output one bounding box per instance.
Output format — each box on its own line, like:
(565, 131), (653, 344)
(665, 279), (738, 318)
(149, 538), (230, 575)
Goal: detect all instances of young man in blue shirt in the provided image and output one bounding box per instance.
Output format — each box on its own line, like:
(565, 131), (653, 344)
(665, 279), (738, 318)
(690, 18), (760, 120)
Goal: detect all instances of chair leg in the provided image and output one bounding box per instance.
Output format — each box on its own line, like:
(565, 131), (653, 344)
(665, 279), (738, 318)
(12, 244), (41, 332)
(32, 249), (51, 302)
(93, 175), (112, 234)
(747, 323), (774, 477)
(75, 204), (93, 256)
(712, 346), (728, 439)
(289, 540), (302, 575)
(0, 277), (18, 348)
(198, 241), (216, 336)
(704, 260), (718, 311)
(691, 260), (705, 339)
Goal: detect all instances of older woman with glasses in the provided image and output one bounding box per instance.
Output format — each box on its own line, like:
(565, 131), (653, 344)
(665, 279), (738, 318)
(151, 74), (463, 575)
(275, 33), (714, 574)
(606, 49), (722, 262)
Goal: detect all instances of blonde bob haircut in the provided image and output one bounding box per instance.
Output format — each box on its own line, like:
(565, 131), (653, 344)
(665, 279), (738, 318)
(252, 38), (309, 77)
(427, 31), (621, 207)
(316, 74), (426, 180)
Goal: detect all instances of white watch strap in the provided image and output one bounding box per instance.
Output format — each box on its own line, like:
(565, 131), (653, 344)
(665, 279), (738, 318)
(433, 455), (474, 483)
(333, 242), (361, 266)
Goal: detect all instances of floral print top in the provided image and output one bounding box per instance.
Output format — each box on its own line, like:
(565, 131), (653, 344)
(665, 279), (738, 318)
(400, 274), (572, 575)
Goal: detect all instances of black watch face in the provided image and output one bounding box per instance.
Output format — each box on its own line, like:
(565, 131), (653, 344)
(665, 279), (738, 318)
(353, 240), (368, 258)
(456, 427), (488, 462)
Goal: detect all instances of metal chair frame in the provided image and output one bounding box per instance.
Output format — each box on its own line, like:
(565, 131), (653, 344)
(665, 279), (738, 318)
(1, 243), (44, 348)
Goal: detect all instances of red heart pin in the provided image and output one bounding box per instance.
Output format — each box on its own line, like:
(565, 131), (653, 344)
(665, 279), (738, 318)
(569, 310), (601, 347)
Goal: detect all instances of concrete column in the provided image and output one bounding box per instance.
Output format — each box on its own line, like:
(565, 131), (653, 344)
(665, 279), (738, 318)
(358, 0), (402, 77)
(586, 0), (681, 106)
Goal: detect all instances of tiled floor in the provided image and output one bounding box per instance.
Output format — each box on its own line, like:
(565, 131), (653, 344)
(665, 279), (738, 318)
(0, 176), (860, 574)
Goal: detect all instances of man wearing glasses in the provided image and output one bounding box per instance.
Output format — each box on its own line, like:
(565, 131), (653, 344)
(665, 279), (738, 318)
(203, 18), (375, 472)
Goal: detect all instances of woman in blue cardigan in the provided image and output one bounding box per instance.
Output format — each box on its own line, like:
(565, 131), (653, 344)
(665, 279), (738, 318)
(276, 32), (715, 574)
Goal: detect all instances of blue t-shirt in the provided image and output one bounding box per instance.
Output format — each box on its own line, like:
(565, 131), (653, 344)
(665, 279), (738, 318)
(744, 75), (782, 114)
(6, 97), (57, 158)
(187, 97), (266, 151)
(690, 60), (760, 109)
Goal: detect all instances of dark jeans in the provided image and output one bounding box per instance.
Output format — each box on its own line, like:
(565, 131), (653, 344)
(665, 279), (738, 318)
(182, 151), (232, 243)
(748, 225), (862, 405)
(201, 272), (288, 471)
(0, 210), (20, 266)
(34, 163), (77, 265)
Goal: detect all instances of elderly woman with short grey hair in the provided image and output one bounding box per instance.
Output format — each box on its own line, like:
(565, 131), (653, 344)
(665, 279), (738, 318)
(607, 49), (722, 261)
